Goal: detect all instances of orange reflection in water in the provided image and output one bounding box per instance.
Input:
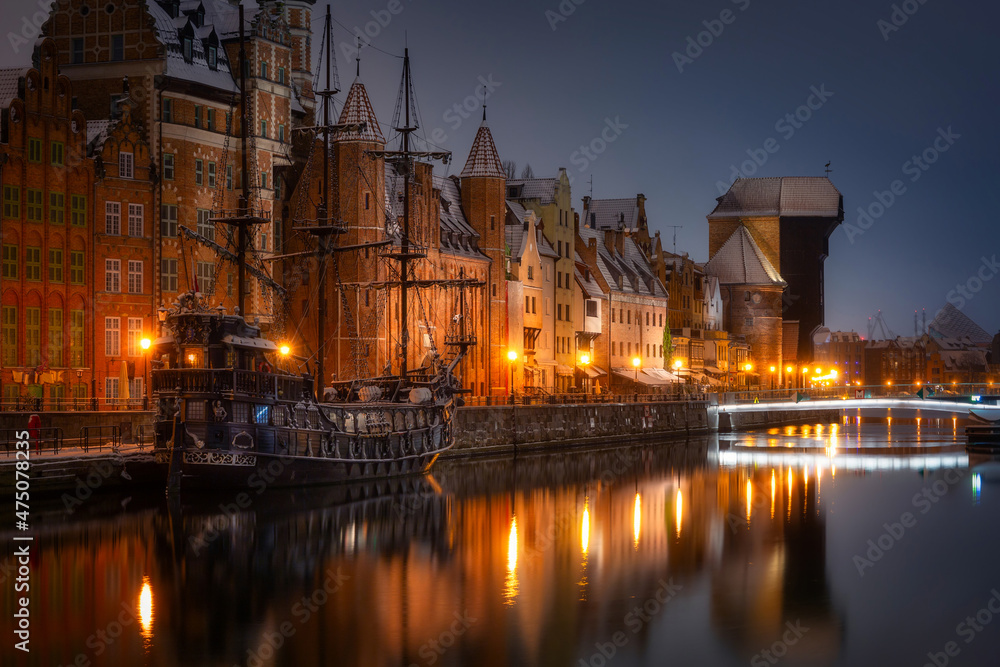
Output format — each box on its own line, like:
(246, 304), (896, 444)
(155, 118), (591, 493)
(139, 577), (153, 644)
(633, 493), (642, 549)
(505, 516), (519, 605)
(675, 488), (683, 538)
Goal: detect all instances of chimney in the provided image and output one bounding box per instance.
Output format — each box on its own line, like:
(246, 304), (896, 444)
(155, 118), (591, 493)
(615, 229), (625, 256)
(603, 229), (615, 256)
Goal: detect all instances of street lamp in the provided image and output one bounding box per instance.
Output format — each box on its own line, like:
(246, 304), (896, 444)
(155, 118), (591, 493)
(508, 350), (518, 404)
(673, 358), (682, 394)
(632, 356), (641, 386)
(769, 365), (776, 391)
(140, 337), (151, 410)
(580, 353), (590, 395)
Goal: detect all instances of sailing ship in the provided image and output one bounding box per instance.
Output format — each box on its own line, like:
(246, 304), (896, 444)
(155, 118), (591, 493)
(150, 4), (475, 491)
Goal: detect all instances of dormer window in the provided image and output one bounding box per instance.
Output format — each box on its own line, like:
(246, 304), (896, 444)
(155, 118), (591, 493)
(207, 45), (217, 70)
(196, 8), (205, 27)
(182, 37), (193, 64)
(119, 152), (133, 179)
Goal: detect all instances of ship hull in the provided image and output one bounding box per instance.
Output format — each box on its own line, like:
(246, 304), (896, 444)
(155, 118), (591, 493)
(153, 402), (455, 491)
(154, 447), (448, 490)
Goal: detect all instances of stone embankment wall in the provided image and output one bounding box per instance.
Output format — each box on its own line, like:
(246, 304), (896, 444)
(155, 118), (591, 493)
(719, 409), (840, 431)
(0, 410), (154, 444)
(450, 401), (712, 456)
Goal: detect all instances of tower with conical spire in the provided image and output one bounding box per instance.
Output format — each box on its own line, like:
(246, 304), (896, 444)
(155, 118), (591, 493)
(460, 107), (508, 395)
(329, 69), (387, 381)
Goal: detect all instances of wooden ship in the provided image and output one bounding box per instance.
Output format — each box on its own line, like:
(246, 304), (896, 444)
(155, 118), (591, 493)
(150, 5), (476, 492)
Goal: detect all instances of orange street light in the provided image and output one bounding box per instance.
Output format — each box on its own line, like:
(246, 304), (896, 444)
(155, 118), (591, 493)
(507, 350), (518, 404)
(279, 344), (291, 356)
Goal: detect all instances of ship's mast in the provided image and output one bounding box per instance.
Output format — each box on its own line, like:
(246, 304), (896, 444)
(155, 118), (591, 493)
(316, 4), (335, 401)
(236, 3), (249, 317)
(399, 49), (412, 378)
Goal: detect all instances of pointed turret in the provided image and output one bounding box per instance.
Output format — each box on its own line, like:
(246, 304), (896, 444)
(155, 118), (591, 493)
(460, 119), (505, 179)
(335, 78), (385, 144)
(459, 113), (507, 396)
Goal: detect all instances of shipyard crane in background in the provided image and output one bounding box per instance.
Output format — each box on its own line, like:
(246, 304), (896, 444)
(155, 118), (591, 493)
(867, 310), (896, 341)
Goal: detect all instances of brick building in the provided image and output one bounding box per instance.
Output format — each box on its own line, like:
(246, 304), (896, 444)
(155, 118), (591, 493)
(704, 225), (786, 389)
(282, 79), (504, 397)
(812, 329), (865, 386)
(91, 91), (156, 407)
(0, 46), (93, 406)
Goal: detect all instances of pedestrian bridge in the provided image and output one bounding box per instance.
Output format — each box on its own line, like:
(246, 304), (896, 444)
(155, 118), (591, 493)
(718, 396), (1000, 417)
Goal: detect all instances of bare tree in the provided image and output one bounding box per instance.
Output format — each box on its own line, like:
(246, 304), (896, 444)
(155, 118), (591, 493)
(520, 163), (535, 179)
(502, 160), (517, 179)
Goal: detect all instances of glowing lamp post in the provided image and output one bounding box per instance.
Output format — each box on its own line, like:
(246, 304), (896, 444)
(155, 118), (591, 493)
(580, 353), (590, 395)
(140, 337), (151, 410)
(673, 358), (682, 393)
(632, 356), (641, 390)
(508, 350), (518, 404)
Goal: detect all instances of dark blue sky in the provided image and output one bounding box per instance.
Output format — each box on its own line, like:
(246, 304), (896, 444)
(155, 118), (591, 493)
(3, 0), (997, 337)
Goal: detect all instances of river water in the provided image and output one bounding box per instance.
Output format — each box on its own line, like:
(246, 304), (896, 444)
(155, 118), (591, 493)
(4, 420), (1000, 667)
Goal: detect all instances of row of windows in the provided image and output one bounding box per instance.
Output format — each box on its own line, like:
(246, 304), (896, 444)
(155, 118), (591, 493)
(1, 306), (85, 367)
(104, 201), (144, 236)
(163, 98), (287, 144)
(556, 303), (572, 322)
(611, 308), (664, 327)
(3, 187), (86, 225)
(160, 205), (275, 254)
(21, 139), (64, 166)
(71, 34), (123, 64)
(104, 259), (144, 294)
(1, 244), (85, 284)
(103, 317), (147, 357)
(612, 341), (665, 360)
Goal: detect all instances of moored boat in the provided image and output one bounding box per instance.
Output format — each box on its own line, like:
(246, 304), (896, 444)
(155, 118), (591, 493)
(151, 5), (471, 492)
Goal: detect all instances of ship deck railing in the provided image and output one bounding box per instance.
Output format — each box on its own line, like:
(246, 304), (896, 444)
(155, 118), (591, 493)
(463, 391), (711, 406)
(151, 368), (310, 401)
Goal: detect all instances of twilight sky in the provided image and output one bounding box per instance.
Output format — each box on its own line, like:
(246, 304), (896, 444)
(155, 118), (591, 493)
(2, 0), (998, 337)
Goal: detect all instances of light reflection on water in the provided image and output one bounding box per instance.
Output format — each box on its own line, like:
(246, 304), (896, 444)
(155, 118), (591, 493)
(4, 422), (1000, 667)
